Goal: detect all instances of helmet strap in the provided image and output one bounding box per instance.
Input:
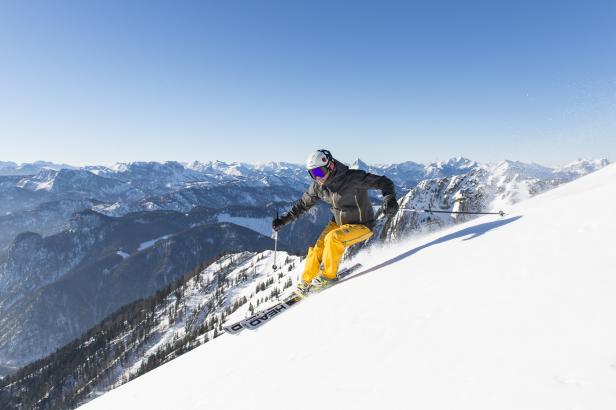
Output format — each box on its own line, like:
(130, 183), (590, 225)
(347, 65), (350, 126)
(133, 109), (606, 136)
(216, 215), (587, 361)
(319, 149), (333, 163)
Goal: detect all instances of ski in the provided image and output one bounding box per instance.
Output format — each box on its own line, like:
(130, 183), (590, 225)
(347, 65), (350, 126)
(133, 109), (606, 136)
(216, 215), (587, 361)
(223, 263), (363, 335)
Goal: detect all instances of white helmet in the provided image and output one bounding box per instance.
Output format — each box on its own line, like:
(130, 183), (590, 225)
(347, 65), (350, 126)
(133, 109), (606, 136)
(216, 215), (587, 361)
(306, 149), (333, 170)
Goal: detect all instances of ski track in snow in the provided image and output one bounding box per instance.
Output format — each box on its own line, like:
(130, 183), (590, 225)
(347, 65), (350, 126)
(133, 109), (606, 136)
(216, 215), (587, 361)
(81, 164), (616, 410)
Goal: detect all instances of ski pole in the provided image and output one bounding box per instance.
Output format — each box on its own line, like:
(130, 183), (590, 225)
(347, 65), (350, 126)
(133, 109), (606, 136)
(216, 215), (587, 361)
(400, 208), (505, 217)
(272, 231), (278, 271)
(272, 209), (279, 271)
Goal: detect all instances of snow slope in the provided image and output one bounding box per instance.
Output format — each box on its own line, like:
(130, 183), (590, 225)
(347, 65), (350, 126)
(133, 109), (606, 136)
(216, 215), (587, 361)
(81, 164), (616, 410)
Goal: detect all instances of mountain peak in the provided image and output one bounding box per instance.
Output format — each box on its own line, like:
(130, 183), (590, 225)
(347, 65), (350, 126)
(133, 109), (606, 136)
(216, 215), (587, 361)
(350, 158), (369, 170)
(445, 156), (475, 167)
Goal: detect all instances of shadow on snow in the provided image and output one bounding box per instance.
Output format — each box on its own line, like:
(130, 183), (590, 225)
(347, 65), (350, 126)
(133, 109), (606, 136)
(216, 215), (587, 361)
(346, 215), (523, 282)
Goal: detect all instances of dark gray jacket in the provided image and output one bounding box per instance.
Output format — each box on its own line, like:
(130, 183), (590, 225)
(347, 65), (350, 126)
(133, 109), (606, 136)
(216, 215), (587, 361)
(286, 160), (395, 229)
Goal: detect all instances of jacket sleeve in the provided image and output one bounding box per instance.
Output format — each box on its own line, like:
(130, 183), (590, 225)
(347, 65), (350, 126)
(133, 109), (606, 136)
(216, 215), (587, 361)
(357, 171), (396, 198)
(285, 183), (320, 221)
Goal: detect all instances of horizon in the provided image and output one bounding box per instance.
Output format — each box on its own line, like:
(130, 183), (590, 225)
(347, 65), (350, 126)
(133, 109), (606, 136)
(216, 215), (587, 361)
(0, 155), (610, 170)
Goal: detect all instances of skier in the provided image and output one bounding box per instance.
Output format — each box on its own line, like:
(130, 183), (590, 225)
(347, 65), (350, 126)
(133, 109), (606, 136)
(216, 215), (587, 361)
(272, 149), (399, 295)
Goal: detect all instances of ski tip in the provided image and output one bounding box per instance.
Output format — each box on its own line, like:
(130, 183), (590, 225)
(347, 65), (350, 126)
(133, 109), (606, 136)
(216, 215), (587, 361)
(223, 323), (245, 335)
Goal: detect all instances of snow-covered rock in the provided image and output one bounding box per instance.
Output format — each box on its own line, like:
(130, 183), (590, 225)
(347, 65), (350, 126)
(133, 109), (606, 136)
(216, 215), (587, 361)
(380, 158), (611, 241)
(424, 156), (480, 178)
(557, 157), (610, 177)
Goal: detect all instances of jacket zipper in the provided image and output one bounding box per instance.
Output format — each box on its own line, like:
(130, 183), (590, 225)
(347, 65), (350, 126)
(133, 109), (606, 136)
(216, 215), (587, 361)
(354, 195), (362, 223)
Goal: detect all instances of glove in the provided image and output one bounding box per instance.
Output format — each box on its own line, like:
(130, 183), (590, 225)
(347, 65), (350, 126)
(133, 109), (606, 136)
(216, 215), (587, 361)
(272, 214), (293, 232)
(382, 194), (399, 216)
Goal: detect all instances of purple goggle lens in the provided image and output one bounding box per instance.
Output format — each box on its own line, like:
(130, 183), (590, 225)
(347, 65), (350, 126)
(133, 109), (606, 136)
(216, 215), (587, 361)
(308, 166), (328, 179)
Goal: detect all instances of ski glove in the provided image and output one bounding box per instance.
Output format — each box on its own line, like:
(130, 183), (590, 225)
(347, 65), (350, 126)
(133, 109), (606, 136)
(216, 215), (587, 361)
(272, 214), (293, 232)
(382, 194), (399, 216)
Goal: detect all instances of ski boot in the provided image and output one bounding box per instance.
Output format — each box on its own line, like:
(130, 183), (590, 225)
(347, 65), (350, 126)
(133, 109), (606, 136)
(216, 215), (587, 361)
(311, 274), (336, 293)
(295, 280), (313, 297)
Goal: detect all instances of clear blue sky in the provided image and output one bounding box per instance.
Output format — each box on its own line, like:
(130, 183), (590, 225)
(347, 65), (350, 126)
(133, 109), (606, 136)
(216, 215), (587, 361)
(1, 0), (615, 167)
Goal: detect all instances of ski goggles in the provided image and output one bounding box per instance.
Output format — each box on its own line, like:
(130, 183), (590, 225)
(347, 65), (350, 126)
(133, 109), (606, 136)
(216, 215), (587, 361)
(308, 165), (330, 179)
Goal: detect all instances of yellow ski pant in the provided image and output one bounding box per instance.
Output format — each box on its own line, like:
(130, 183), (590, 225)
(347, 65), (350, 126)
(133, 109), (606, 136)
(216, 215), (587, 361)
(302, 221), (373, 283)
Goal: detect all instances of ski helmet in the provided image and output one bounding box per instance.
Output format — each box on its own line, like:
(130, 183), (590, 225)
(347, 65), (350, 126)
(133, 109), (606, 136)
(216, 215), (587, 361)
(306, 149), (335, 180)
(306, 149), (333, 169)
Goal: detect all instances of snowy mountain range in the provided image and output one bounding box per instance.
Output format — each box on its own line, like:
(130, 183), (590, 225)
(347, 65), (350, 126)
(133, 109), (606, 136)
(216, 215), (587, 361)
(0, 156), (610, 387)
(3, 157), (607, 191)
(1, 157), (607, 262)
(3, 160), (612, 410)
(0, 157), (607, 245)
(0, 210), (286, 373)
